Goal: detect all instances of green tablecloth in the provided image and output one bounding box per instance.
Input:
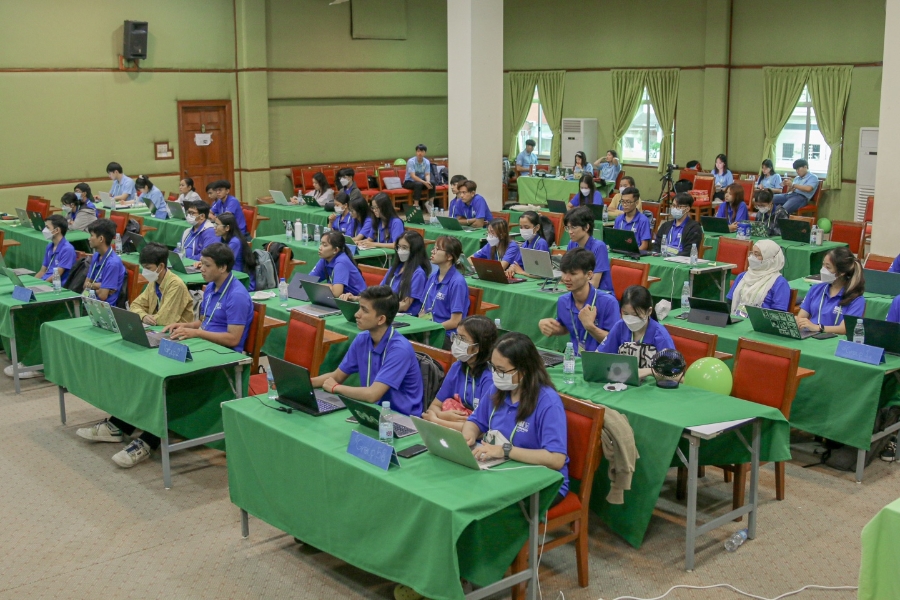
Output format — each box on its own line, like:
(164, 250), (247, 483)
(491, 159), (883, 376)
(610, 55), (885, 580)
(250, 235), (395, 275)
(257, 203), (330, 237)
(120, 253), (251, 289)
(789, 277), (895, 320)
(0, 274), (81, 366)
(141, 216), (192, 248)
(415, 223), (487, 259)
(703, 232), (845, 280)
(41, 317), (249, 442)
(223, 397), (562, 600)
(662, 309), (900, 450)
(0, 223), (90, 271)
(516, 176), (614, 204)
(115, 205), (151, 217)
(859, 497), (900, 600)
(506, 208), (610, 247)
(549, 360), (790, 548)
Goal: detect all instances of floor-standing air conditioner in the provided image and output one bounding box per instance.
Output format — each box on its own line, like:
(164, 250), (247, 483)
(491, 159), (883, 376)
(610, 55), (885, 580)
(855, 127), (878, 222)
(560, 119), (598, 168)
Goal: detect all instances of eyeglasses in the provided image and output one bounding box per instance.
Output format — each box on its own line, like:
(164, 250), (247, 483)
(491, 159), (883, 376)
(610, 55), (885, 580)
(564, 225), (584, 233)
(620, 200), (637, 206)
(487, 363), (517, 375)
(450, 333), (477, 346)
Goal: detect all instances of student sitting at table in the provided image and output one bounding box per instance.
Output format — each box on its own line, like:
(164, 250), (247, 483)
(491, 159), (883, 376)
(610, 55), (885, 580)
(506, 211), (553, 277)
(613, 187), (652, 251)
(311, 285), (424, 416)
(342, 230), (429, 315)
(336, 167), (364, 204)
(572, 151), (594, 178)
(292, 172), (333, 209)
(607, 176), (639, 219)
(652, 193), (703, 257)
(726, 240), (791, 313)
(564, 206), (612, 292)
(567, 174), (602, 210)
(538, 249), (620, 355)
(83, 218), (126, 306)
(62, 189), (97, 232)
(360, 193), (404, 249)
(328, 192), (354, 234)
(796, 247), (865, 336)
(215, 212), (257, 291)
(180, 201), (218, 261)
(597, 284), (676, 379)
(446, 174), (469, 216)
(515, 139), (539, 174)
(211, 180), (248, 237)
(309, 230), (366, 297)
(135, 175), (168, 219)
(716, 183), (749, 232)
(130, 242), (194, 326)
(593, 149), (621, 185)
(712, 154), (734, 200)
(756, 159), (783, 192)
(462, 332), (569, 503)
(346, 196), (374, 242)
(423, 315), (497, 431)
(454, 180), (490, 228)
(205, 181), (217, 206)
(97, 162), (136, 204)
(471, 218), (521, 270)
(177, 177), (201, 205)
(774, 159), (819, 215)
(35, 214), (76, 287)
(422, 235), (471, 348)
(752, 189), (789, 237)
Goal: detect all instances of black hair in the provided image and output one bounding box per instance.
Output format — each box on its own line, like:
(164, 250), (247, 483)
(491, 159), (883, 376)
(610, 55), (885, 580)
(371, 193), (401, 239)
(46, 214), (68, 236)
(434, 235), (463, 268)
(793, 159), (809, 170)
(214, 180), (231, 191)
(490, 332), (555, 422)
(217, 212), (258, 272)
(620, 175), (636, 188)
(574, 151), (588, 168)
(348, 196), (371, 231)
(525, 139), (536, 147)
(321, 229), (357, 266)
(487, 218), (512, 260)
(201, 242), (235, 271)
(759, 159), (775, 180)
(674, 179), (693, 193)
(714, 154), (728, 175)
(461, 180), (477, 193)
(520, 210), (555, 247)
(564, 206), (595, 236)
(135, 176), (153, 191)
(621, 186), (641, 201)
(139, 242), (170, 267)
(334, 191), (350, 206)
(578, 174), (596, 205)
(360, 285), (399, 327)
(186, 200), (210, 218)
(312, 172), (331, 192)
(387, 230), (430, 302)
(415, 143), (427, 152)
(182, 177), (196, 192)
(560, 247), (595, 275)
(74, 182), (93, 200)
(87, 218), (116, 246)
(827, 247), (865, 307)
(620, 285), (655, 319)
(606, 149), (618, 159)
(60, 192), (79, 207)
(450, 174), (467, 186)
(338, 167), (355, 179)
(106, 162), (123, 174)
(673, 192), (694, 208)
(754, 189), (774, 204)
(685, 160), (700, 169)
(458, 315), (497, 381)
(205, 181), (216, 193)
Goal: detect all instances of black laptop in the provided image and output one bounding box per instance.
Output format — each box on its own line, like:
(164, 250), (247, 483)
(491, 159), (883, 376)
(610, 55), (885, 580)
(497, 327), (564, 367)
(268, 356), (345, 416)
(604, 227), (649, 259)
(778, 219), (811, 243)
(843, 316), (900, 355)
(545, 199), (567, 214)
(287, 272), (319, 301)
(863, 269), (900, 296)
(677, 296), (743, 327)
(110, 306), (170, 348)
(700, 216), (732, 234)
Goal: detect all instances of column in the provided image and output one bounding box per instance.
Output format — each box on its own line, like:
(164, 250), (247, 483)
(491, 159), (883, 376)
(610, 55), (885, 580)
(447, 0), (504, 209)
(871, 1), (900, 255)
(701, 0), (731, 166)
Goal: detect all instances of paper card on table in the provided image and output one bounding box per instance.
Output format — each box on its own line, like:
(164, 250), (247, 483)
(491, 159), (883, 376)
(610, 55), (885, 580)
(11, 286), (35, 302)
(347, 429), (400, 471)
(835, 339), (885, 366)
(158, 338), (194, 362)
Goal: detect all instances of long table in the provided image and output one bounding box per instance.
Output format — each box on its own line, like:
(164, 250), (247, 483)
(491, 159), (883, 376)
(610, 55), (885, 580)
(703, 232), (844, 280)
(223, 397), (562, 600)
(859, 497), (900, 600)
(257, 203), (329, 237)
(141, 215), (192, 248)
(516, 175), (617, 205)
(790, 277), (895, 320)
(42, 317), (250, 488)
(250, 235), (395, 276)
(0, 222), (90, 270)
(119, 253), (251, 288)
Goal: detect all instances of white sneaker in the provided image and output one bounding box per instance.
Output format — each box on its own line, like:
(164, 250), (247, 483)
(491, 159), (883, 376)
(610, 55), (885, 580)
(3, 363), (43, 379)
(425, 201), (435, 215)
(112, 439), (152, 468)
(76, 420), (124, 443)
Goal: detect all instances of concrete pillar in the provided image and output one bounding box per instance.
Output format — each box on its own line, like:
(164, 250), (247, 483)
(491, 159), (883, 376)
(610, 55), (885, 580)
(871, 0), (900, 256)
(702, 0), (731, 167)
(234, 0), (270, 205)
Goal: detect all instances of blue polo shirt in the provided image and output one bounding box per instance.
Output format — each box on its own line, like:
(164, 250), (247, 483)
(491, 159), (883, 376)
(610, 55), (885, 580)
(224, 235), (255, 292)
(87, 248), (126, 307)
(338, 328), (423, 416)
(473, 239), (523, 267)
(716, 201), (749, 224)
(713, 170), (734, 189)
(515, 150), (538, 172)
(758, 173), (783, 189)
(211, 195), (248, 236)
(889, 255), (900, 274)
(598, 319), (676, 369)
(556, 286), (620, 355)
(661, 218), (690, 253)
(614, 211), (652, 246)
(41, 238), (76, 286)
(199, 273), (254, 352)
(570, 191), (603, 207)
(887, 296), (900, 323)
(468, 384), (569, 495)
(371, 217), (405, 244)
(109, 175), (136, 202)
(726, 273), (791, 312)
(310, 252), (366, 296)
(405, 157), (431, 183)
(181, 222), (218, 261)
(348, 216), (373, 239)
(332, 212), (354, 235)
(144, 186), (167, 219)
(435, 362), (493, 411)
(422, 266), (470, 336)
(449, 195), (490, 222)
(800, 282), (866, 327)
(566, 237), (612, 293)
(599, 161), (620, 182)
(521, 235), (550, 252)
(791, 172), (819, 200)
(382, 264), (427, 315)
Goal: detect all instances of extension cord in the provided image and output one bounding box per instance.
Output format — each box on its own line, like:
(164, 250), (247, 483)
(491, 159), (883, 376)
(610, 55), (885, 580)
(601, 583), (858, 600)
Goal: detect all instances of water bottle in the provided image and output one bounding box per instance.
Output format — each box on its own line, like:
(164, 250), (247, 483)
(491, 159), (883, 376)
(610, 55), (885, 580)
(278, 277), (289, 306)
(689, 243), (698, 266)
(301, 223), (309, 243)
(724, 529), (748, 552)
(602, 203), (608, 222)
(555, 166), (560, 177)
(853, 319), (865, 344)
(494, 318), (501, 329)
(314, 225), (321, 243)
(174, 242), (183, 258)
(809, 225), (817, 246)
(563, 342), (576, 385)
(285, 221), (293, 242)
(681, 282), (691, 313)
(378, 401), (394, 446)
(52, 271), (61, 292)
(114, 233), (122, 254)
(294, 219), (302, 241)
(266, 366), (277, 400)
(430, 210), (439, 225)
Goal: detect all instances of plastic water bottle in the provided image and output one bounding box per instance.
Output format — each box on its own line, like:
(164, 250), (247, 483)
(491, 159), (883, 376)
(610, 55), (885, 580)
(278, 277), (289, 306)
(689, 243), (698, 266)
(174, 242), (184, 258)
(494, 318), (501, 329)
(681, 282), (691, 313)
(52, 272), (61, 292)
(294, 219), (303, 242)
(555, 166), (560, 177)
(266, 366), (277, 400)
(853, 319), (865, 344)
(725, 529), (748, 552)
(114, 233), (122, 254)
(285, 221), (293, 242)
(430, 210), (439, 225)
(379, 401), (394, 447)
(314, 225), (321, 243)
(602, 203), (609, 222)
(301, 223), (309, 243)
(809, 225), (818, 246)
(563, 342), (576, 385)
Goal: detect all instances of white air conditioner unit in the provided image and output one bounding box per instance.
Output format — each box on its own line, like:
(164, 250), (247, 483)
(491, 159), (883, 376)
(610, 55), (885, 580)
(855, 127), (877, 222)
(560, 118), (598, 168)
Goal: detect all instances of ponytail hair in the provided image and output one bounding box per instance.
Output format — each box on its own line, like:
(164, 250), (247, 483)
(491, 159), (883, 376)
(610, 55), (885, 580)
(322, 230), (357, 266)
(521, 210), (555, 247)
(829, 247), (865, 307)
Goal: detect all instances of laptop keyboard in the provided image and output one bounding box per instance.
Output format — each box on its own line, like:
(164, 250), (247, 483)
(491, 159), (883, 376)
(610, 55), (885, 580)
(317, 399), (341, 413)
(539, 351), (564, 367)
(393, 422), (416, 437)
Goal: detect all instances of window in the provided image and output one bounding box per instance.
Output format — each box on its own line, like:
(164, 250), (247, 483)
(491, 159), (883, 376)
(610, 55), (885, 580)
(774, 86), (829, 176)
(517, 86), (551, 158)
(622, 88), (672, 166)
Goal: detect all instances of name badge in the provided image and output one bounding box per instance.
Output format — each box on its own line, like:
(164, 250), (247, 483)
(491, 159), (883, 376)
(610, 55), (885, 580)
(347, 429), (400, 471)
(158, 338), (194, 362)
(419, 311), (434, 321)
(834, 339), (885, 366)
(12, 286), (35, 302)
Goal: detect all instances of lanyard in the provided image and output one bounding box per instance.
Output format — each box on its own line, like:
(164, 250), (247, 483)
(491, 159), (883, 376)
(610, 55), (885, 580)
(47, 241), (63, 270)
(366, 328), (395, 386)
(184, 226), (204, 253)
(569, 287), (598, 351)
(388, 265), (402, 290)
(488, 402), (521, 443)
(667, 221), (685, 248)
(815, 285), (842, 326)
(461, 367), (476, 408)
(422, 271), (450, 313)
(201, 274), (235, 330)
(89, 248), (114, 281)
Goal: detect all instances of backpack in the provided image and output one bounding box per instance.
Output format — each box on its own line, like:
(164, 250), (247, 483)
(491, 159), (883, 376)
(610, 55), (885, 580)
(252, 249), (277, 290)
(819, 406), (900, 471)
(64, 257), (89, 293)
(265, 241), (287, 273)
(126, 219), (141, 235)
(416, 351), (445, 410)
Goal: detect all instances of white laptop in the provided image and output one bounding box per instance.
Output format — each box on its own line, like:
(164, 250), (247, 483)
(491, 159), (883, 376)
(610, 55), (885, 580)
(269, 190), (291, 205)
(520, 247), (562, 280)
(411, 416), (508, 470)
(98, 191), (112, 207)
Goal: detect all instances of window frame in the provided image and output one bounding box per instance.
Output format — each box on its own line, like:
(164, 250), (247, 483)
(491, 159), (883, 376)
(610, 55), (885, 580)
(774, 86), (829, 177)
(516, 86), (552, 159)
(621, 87), (674, 168)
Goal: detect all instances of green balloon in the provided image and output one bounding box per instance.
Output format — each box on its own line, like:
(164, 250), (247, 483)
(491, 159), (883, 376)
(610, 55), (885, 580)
(683, 357), (733, 396)
(817, 218), (832, 233)
(394, 158), (408, 166)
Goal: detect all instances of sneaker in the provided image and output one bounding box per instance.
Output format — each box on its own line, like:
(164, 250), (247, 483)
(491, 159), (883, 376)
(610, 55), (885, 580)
(112, 439), (152, 468)
(425, 201), (435, 215)
(3, 363), (43, 379)
(880, 437), (897, 463)
(76, 419), (124, 443)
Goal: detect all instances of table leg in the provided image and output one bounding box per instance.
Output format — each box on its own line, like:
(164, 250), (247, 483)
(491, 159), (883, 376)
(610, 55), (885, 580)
(527, 491), (539, 600)
(9, 315), (20, 394)
(234, 364), (243, 399)
(161, 435), (172, 489)
(856, 448), (866, 483)
(718, 270), (727, 302)
(747, 421), (761, 540)
(58, 386), (66, 424)
(685, 436), (699, 571)
(241, 509), (249, 538)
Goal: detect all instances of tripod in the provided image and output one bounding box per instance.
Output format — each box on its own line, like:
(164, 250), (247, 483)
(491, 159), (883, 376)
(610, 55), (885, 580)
(658, 167), (676, 202)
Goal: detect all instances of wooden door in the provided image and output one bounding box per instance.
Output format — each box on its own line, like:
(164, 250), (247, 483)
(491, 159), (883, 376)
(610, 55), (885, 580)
(177, 101), (234, 195)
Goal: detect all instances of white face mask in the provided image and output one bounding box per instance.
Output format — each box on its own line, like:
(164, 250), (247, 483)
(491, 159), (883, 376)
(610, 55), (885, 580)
(820, 267), (837, 283)
(397, 249), (410, 262)
(74, 192), (83, 200)
(580, 188), (590, 197)
(492, 370), (519, 391)
(340, 177), (351, 187)
(520, 228), (535, 241)
(486, 235), (499, 247)
(42, 227), (53, 240)
(670, 208), (685, 220)
(335, 205), (344, 215)
(451, 338), (475, 362)
(756, 206), (770, 214)
(619, 186), (627, 193)
(748, 256), (765, 271)
(186, 214), (197, 225)
(142, 267), (160, 283)
(623, 314), (647, 332)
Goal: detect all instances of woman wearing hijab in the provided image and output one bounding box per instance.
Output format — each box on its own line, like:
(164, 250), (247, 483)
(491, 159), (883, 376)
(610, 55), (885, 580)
(726, 239), (791, 314)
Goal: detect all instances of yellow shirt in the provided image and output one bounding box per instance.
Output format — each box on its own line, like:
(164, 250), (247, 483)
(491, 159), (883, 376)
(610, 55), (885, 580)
(130, 270), (194, 326)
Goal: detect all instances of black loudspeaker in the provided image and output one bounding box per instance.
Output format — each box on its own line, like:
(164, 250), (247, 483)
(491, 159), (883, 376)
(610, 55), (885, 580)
(123, 20), (149, 60)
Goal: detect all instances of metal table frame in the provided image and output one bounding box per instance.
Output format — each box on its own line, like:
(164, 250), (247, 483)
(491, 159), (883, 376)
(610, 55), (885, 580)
(9, 296), (82, 394)
(688, 262), (738, 302)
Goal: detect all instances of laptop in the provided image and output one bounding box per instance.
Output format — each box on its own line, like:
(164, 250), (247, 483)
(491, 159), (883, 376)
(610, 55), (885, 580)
(700, 216), (732, 234)
(142, 196), (156, 212)
(83, 297), (119, 333)
(745, 305), (815, 340)
(520, 247), (562, 280)
(778, 219), (811, 243)
(677, 296), (743, 327)
(588, 203), (607, 222)
(497, 327), (564, 367)
(411, 416), (507, 469)
(15, 208), (31, 224)
(165, 200), (186, 220)
(335, 297), (360, 323)
(604, 227), (649, 259)
(168, 251), (201, 274)
(0, 251), (34, 277)
(863, 269), (900, 296)
(268, 356), (345, 416)
(343, 396), (417, 438)
(404, 205), (426, 225)
(28, 211), (45, 232)
(123, 231), (147, 254)
(287, 272), (319, 301)
(269, 190), (291, 205)
(98, 191), (113, 207)
(843, 316), (900, 355)
(545, 199), (567, 214)
(294, 280), (341, 317)
(582, 351), (642, 386)
(437, 216), (476, 232)
(3, 268), (53, 293)
(456, 254), (477, 277)
(470, 257), (526, 285)
(110, 306), (170, 348)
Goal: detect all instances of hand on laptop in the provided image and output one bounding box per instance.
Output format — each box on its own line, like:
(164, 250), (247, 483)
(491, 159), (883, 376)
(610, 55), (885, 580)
(320, 377), (339, 394)
(339, 292), (359, 302)
(472, 441), (504, 462)
(164, 323), (198, 341)
(795, 315), (814, 331)
(357, 240), (374, 250)
(289, 196), (300, 204)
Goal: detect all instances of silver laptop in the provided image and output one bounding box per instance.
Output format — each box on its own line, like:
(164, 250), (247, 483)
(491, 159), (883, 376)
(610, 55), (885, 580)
(83, 297), (119, 333)
(15, 207), (30, 225)
(269, 190), (291, 205)
(166, 200), (186, 220)
(98, 191), (112, 207)
(0, 251), (33, 277)
(292, 280), (340, 317)
(520, 247), (562, 280)
(411, 416), (508, 470)
(3, 268), (53, 293)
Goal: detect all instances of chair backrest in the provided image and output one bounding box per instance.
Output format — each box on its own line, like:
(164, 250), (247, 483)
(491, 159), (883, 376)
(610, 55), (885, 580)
(301, 169), (317, 191)
(788, 288), (799, 314)
(717, 236), (751, 276)
(108, 211), (128, 236)
(168, 192), (179, 201)
(535, 164), (550, 172)
(353, 171), (370, 191)
(26, 197), (51, 219)
(410, 341), (453, 376)
(678, 169), (698, 184)
(789, 215), (815, 226)
(358, 264), (388, 288)
(378, 168), (398, 187)
(467, 285), (484, 317)
(491, 211), (510, 224)
(609, 258), (650, 300)
(736, 179), (754, 208)
(121, 261), (145, 303)
(664, 324), (718, 367)
(614, 170), (625, 189)
(244, 302), (268, 372)
(732, 338), (802, 417)
(809, 181), (824, 206)
(559, 394), (604, 501)
(830, 220), (865, 258)
(277, 247), (292, 280)
(241, 205), (259, 238)
(290, 167), (304, 191)
(322, 168), (337, 187)
(642, 201), (661, 233)
(283, 310), (328, 377)
(864, 253), (894, 272)
(864, 196), (874, 223)
(693, 176), (715, 196)
(539, 211), (564, 246)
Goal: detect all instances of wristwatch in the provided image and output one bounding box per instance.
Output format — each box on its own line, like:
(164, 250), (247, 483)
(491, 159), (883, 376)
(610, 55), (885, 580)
(502, 442), (512, 459)
(819, 324), (825, 333)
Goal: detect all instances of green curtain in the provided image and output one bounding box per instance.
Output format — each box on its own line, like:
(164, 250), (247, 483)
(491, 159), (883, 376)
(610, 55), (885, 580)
(761, 67), (810, 165)
(611, 70), (647, 157)
(807, 66), (853, 190)
(507, 72), (541, 159)
(645, 69), (680, 174)
(537, 71), (566, 168)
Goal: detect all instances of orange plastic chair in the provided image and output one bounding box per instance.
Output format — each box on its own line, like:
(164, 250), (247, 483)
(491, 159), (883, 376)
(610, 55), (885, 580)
(664, 324), (733, 366)
(410, 341), (453, 376)
(358, 264), (388, 288)
(26, 197), (51, 219)
(830, 220), (865, 260)
(609, 258), (651, 301)
(863, 196), (874, 246)
(717, 237), (751, 276)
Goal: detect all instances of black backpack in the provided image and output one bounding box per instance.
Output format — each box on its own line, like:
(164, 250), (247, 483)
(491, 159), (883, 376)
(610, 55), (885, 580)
(819, 406), (900, 471)
(265, 241), (287, 272)
(64, 257), (89, 293)
(126, 219), (141, 235)
(415, 351), (445, 411)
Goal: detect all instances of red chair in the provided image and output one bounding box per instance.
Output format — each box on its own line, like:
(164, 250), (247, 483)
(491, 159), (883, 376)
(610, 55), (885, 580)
(377, 168), (414, 210)
(26, 197), (51, 219)
(264, 243), (304, 281)
(0, 230), (21, 257)
(121, 261), (146, 303)
(358, 264), (388, 288)
(678, 169), (698, 184)
(467, 285), (499, 317)
(322, 168), (337, 187)
(736, 179), (754, 209)
(642, 201), (662, 234)
(244, 303), (286, 374)
(289, 168), (305, 194)
(110, 211), (156, 237)
(664, 324), (733, 367)
(717, 237), (751, 276)
(864, 253), (894, 272)
(863, 196), (874, 247)
(410, 341), (453, 376)
(240, 205), (264, 238)
(609, 258), (651, 301)
(830, 220), (865, 260)
(689, 177), (714, 220)
(538, 212), (564, 247)
(795, 181), (823, 221)
(491, 211), (510, 225)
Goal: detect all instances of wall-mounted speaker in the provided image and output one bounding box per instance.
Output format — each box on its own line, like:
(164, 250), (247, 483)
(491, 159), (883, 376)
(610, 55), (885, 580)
(123, 20), (149, 60)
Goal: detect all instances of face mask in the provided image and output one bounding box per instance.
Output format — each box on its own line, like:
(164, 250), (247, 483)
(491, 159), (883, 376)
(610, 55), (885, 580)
(670, 208), (685, 220)
(492, 370), (519, 391)
(520, 228), (535, 241)
(142, 267), (160, 283)
(756, 206), (770, 215)
(74, 192), (83, 200)
(748, 256), (765, 271)
(340, 177), (351, 187)
(186, 214), (197, 225)
(580, 188), (590, 197)
(820, 267), (837, 283)
(397, 249), (410, 262)
(335, 206), (344, 215)
(42, 227), (53, 240)
(486, 235), (499, 247)
(451, 338), (474, 362)
(619, 186), (627, 193)
(623, 315), (647, 332)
